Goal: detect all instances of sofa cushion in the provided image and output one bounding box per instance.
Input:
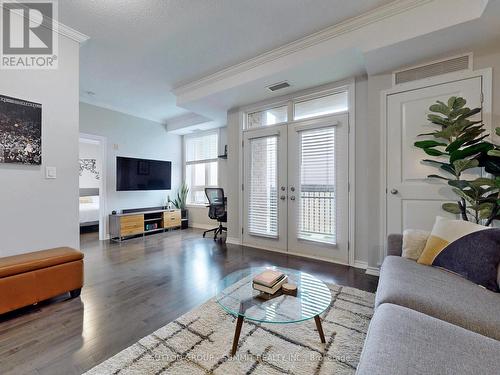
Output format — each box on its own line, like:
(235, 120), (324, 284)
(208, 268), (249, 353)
(418, 216), (486, 265)
(402, 229), (429, 260)
(375, 256), (500, 340)
(432, 228), (500, 292)
(356, 303), (500, 375)
(0, 248), (83, 278)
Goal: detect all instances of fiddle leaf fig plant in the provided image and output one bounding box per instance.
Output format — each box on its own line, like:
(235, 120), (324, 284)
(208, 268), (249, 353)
(414, 97), (500, 225)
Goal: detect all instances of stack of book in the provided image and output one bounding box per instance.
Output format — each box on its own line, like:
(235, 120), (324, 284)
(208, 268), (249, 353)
(252, 270), (288, 296)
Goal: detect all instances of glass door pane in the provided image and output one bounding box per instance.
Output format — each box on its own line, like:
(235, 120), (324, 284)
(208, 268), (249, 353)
(243, 125), (288, 251)
(248, 136), (278, 237)
(298, 127), (336, 244)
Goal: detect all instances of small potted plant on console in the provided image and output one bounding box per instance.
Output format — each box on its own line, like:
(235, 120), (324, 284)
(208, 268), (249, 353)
(167, 183), (189, 229)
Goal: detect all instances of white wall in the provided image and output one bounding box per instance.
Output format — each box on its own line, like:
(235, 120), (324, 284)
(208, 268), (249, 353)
(474, 45), (500, 143)
(354, 74), (392, 268)
(226, 110), (241, 241)
(79, 103), (182, 237)
(0, 36), (80, 256)
(356, 45), (500, 268)
(79, 140), (101, 189)
(348, 45), (500, 268)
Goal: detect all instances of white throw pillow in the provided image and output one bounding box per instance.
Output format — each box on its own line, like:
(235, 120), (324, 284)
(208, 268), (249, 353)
(402, 229), (430, 261)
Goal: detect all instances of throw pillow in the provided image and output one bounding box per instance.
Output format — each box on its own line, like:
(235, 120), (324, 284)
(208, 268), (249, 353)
(417, 217), (486, 265)
(432, 228), (500, 292)
(402, 229), (430, 260)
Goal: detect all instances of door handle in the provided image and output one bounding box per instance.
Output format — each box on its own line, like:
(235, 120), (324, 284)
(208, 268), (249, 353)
(290, 196), (296, 201)
(280, 195), (286, 200)
(390, 189), (398, 195)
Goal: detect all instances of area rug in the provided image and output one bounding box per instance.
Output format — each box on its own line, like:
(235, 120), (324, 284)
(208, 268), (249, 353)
(84, 284), (374, 375)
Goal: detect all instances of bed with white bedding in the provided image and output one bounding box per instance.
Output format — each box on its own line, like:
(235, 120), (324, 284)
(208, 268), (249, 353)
(79, 195), (100, 226)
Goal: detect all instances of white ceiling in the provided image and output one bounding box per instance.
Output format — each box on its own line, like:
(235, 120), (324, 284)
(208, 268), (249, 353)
(174, 0), (499, 123)
(363, 1), (500, 75)
(59, 0), (393, 123)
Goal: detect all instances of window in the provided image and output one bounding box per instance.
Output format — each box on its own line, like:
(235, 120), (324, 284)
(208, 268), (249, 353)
(245, 90), (349, 130)
(294, 91), (348, 120)
(184, 131), (218, 205)
(247, 105), (288, 129)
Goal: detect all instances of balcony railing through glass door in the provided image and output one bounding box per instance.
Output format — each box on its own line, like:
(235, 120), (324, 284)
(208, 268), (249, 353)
(298, 127), (336, 245)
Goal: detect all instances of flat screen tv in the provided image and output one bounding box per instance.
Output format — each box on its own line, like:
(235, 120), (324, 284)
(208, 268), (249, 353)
(116, 156), (171, 191)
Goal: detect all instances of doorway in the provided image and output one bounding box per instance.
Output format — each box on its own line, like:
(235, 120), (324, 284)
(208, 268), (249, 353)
(242, 112), (350, 264)
(79, 133), (107, 240)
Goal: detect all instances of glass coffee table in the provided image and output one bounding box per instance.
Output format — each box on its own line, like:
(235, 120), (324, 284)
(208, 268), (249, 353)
(215, 267), (332, 356)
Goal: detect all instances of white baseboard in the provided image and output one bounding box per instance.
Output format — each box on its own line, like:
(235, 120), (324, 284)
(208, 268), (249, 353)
(189, 223), (217, 230)
(353, 260), (380, 276)
(353, 261), (368, 270)
(226, 237), (241, 245)
(240, 241), (350, 267)
(366, 266), (380, 276)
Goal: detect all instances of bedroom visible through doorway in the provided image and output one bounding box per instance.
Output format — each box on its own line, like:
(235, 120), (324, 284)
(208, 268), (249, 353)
(79, 133), (107, 240)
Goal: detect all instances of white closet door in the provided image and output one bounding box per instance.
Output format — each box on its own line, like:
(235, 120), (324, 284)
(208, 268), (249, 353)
(386, 77), (483, 235)
(243, 125), (288, 251)
(287, 114), (349, 263)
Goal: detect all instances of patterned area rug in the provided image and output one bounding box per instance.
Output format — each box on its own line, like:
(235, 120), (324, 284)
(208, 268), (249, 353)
(85, 284), (374, 375)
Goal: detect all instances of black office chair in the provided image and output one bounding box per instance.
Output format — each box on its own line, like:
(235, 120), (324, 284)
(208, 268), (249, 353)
(203, 188), (227, 241)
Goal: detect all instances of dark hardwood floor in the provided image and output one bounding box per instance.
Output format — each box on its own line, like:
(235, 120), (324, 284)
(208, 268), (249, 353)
(0, 228), (378, 375)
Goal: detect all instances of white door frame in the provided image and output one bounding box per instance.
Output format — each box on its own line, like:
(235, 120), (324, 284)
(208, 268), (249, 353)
(236, 78), (356, 266)
(379, 68), (492, 264)
(79, 132), (108, 241)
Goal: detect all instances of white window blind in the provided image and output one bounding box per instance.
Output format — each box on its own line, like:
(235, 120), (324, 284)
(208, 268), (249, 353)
(185, 132), (218, 162)
(298, 127), (336, 244)
(184, 132), (218, 205)
(248, 136), (278, 237)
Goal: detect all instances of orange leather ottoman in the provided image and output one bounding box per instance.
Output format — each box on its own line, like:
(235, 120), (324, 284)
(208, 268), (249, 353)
(0, 247), (84, 314)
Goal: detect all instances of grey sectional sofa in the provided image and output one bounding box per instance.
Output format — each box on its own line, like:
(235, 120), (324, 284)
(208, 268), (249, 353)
(356, 234), (500, 375)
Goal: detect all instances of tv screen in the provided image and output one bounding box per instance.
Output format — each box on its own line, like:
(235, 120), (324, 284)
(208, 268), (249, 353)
(116, 156), (171, 191)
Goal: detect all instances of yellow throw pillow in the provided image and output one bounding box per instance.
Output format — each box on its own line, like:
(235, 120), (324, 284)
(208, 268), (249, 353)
(417, 217), (487, 265)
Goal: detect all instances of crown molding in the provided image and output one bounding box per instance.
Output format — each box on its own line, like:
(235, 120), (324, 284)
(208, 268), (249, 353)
(3, 1), (89, 43)
(173, 0), (432, 95)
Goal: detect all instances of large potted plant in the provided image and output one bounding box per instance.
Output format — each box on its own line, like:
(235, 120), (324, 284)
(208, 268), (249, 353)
(167, 183), (189, 224)
(414, 96), (500, 225)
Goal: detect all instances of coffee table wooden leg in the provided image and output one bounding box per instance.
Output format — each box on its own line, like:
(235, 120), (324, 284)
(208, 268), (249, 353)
(314, 315), (326, 343)
(231, 315), (244, 356)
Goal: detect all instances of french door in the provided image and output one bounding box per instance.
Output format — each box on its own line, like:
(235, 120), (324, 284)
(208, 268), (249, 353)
(287, 115), (349, 262)
(243, 125), (288, 251)
(243, 113), (349, 264)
